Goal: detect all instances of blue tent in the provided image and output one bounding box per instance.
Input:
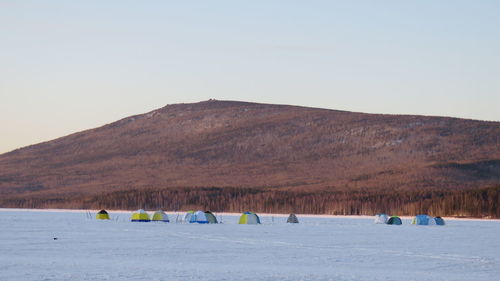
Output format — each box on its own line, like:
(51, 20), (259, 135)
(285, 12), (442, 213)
(189, 211), (210, 224)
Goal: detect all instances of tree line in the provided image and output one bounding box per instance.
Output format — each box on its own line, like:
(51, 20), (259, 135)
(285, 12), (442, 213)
(2, 185), (499, 218)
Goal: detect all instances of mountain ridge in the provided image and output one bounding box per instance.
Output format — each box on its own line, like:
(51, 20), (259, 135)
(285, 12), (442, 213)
(4, 99), (496, 156)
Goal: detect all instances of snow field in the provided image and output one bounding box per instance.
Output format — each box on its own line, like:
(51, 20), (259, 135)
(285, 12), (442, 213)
(0, 210), (499, 281)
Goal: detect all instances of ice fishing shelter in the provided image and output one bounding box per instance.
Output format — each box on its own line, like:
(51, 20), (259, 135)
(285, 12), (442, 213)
(434, 216), (445, 225)
(204, 211), (218, 224)
(411, 214), (436, 225)
(188, 210), (217, 224)
(96, 210), (110, 220)
(151, 210), (170, 222)
(374, 213), (389, 224)
(386, 216), (402, 225)
(239, 212), (261, 224)
(287, 213), (299, 223)
(131, 209), (150, 222)
(189, 211), (209, 224)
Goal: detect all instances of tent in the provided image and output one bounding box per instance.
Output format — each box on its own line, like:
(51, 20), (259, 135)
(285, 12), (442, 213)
(131, 209), (150, 222)
(239, 212), (261, 224)
(204, 211), (218, 224)
(411, 214), (436, 225)
(96, 210), (110, 220)
(287, 213), (299, 223)
(374, 213), (389, 224)
(183, 210), (195, 223)
(188, 210), (218, 224)
(151, 210), (170, 222)
(386, 216), (402, 225)
(434, 216), (445, 225)
(189, 211), (209, 224)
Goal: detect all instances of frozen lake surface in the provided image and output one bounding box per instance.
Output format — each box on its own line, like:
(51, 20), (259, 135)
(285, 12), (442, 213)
(1, 209), (499, 281)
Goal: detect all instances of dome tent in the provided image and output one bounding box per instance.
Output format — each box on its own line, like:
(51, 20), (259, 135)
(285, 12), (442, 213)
(204, 211), (218, 224)
(96, 210), (110, 220)
(434, 216), (445, 225)
(131, 209), (150, 222)
(374, 213), (389, 224)
(411, 214), (436, 225)
(189, 211), (209, 224)
(188, 210), (218, 224)
(239, 212), (261, 224)
(152, 210), (170, 222)
(386, 216), (402, 225)
(286, 213), (299, 223)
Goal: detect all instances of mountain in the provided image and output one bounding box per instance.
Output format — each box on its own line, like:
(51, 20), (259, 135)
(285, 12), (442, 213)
(1, 100), (499, 216)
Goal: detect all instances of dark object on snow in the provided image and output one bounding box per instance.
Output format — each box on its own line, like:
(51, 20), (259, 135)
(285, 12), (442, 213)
(53, 237), (58, 240)
(204, 211), (218, 224)
(386, 216), (402, 225)
(434, 216), (445, 225)
(287, 213), (299, 223)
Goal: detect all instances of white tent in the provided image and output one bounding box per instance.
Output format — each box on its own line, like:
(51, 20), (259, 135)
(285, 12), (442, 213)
(374, 213), (389, 224)
(183, 211), (195, 223)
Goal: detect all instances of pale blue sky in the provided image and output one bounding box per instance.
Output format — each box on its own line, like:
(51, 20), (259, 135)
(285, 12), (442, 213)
(1, 1), (499, 153)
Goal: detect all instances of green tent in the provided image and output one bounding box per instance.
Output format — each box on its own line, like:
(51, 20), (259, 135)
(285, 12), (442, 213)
(386, 216), (402, 225)
(204, 211), (218, 224)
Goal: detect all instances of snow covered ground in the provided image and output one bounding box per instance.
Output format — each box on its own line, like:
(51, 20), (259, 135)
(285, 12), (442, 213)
(1, 209), (499, 281)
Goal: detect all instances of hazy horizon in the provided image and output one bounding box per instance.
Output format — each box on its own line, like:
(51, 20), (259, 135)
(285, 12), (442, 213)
(1, 1), (499, 153)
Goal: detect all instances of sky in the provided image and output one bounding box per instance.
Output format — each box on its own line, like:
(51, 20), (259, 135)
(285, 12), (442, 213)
(1, 1), (499, 154)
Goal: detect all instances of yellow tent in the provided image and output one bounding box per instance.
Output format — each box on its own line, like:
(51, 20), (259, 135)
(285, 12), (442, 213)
(239, 212), (261, 224)
(96, 210), (110, 220)
(131, 209), (150, 222)
(151, 210), (170, 222)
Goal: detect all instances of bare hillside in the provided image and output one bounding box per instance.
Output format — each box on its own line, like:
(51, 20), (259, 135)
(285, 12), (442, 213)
(1, 100), (499, 215)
